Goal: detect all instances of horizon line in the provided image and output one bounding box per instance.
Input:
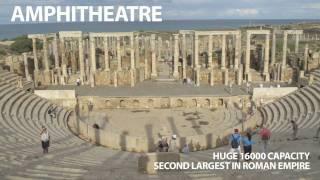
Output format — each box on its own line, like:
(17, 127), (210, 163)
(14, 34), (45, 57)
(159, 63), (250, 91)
(0, 18), (320, 25)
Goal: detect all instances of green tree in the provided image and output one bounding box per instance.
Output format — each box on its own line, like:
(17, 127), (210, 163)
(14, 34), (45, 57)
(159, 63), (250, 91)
(10, 35), (42, 54)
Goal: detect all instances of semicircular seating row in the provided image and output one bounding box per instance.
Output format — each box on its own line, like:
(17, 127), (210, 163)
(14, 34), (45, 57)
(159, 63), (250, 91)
(0, 68), (30, 87)
(259, 69), (320, 134)
(0, 68), (141, 179)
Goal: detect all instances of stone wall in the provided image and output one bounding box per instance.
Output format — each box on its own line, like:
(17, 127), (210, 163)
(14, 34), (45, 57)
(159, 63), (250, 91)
(252, 87), (298, 105)
(35, 90), (76, 108)
(77, 95), (251, 114)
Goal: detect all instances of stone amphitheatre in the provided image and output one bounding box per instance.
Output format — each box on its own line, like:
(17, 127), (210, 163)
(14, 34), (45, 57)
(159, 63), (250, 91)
(0, 23), (320, 179)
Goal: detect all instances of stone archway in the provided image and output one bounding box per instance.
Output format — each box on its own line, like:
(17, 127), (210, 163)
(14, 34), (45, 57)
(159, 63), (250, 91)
(133, 100), (140, 107)
(205, 98), (210, 108)
(176, 99), (183, 107)
(105, 100), (112, 108)
(192, 99), (197, 107)
(148, 99), (154, 108)
(120, 100), (125, 108)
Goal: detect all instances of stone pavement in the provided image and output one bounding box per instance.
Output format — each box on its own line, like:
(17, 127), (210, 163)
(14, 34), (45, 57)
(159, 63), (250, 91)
(45, 81), (249, 97)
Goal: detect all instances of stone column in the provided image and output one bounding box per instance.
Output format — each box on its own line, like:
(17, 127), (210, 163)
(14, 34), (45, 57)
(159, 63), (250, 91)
(271, 30), (276, 65)
(42, 37), (49, 71)
(228, 39), (233, 68)
(224, 69), (229, 85)
(144, 58), (148, 79)
(182, 34), (187, 79)
(90, 71), (95, 88)
(208, 35), (213, 69)
(234, 32), (241, 70)
(173, 34), (179, 78)
(190, 34), (194, 68)
(23, 53), (31, 81)
(169, 36), (173, 60)
(263, 33), (270, 82)
(144, 37), (149, 79)
(157, 37), (162, 62)
(245, 32), (251, 81)
(114, 71), (118, 87)
(194, 34), (200, 86)
(194, 35), (199, 68)
(151, 34), (157, 78)
(282, 31), (288, 69)
(221, 34), (226, 70)
(32, 38), (39, 72)
(303, 44), (309, 71)
(103, 37), (110, 71)
(195, 68), (200, 87)
(210, 69), (214, 86)
(130, 35), (135, 87)
(295, 34), (299, 54)
(60, 38), (67, 78)
(78, 37), (85, 81)
(53, 35), (59, 68)
(130, 35), (135, 69)
(70, 42), (77, 74)
(90, 36), (96, 73)
(117, 36), (122, 71)
(135, 36), (140, 69)
(237, 64), (243, 85)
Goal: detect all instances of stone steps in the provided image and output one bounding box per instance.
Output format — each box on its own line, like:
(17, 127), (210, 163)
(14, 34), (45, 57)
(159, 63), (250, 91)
(261, 69), (320, 136)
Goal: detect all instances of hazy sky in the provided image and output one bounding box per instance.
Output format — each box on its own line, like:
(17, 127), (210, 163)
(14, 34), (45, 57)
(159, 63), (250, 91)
(1, 0), (320, 24)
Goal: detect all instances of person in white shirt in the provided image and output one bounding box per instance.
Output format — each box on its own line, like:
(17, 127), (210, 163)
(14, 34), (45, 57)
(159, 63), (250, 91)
(76, 77), (81, 86)
(168, 134), (178, 152)
(40, 126), (50, 154)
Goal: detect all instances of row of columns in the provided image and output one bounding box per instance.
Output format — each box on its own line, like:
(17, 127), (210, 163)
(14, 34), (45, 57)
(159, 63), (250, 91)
(27, 29), (304, 87)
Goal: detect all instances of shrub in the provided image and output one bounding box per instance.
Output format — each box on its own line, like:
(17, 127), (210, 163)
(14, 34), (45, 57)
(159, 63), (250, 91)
(0, 49), (6, 55)
(10, 35), (42, 54)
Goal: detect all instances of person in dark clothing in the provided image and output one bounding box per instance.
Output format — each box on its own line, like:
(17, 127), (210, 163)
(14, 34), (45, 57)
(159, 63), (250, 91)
(157, 139), (164, 152)
(291, 120), (298, 140)
(163, 138), (169, 152)
(242, 132), (255, 161)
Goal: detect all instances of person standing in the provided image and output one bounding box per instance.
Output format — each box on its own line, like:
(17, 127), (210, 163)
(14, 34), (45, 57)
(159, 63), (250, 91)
(291, 120), (298, 140)
(259, 127), (271, 153)
(242, 132), (255, 161)
(76, 77), (81, 86)
(157, 139), (164, 152)
(40, 126), (50, 154)
(229, 129), (242, 161)
(162, 138), (169, 152)
(168, 135), (178, 152)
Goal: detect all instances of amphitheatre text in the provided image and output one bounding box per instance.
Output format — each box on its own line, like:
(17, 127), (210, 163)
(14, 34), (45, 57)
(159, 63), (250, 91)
(11, 6), (163, 23)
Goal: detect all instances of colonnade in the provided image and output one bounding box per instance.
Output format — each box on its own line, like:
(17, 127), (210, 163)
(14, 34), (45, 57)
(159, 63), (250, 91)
(27, 29), (304, 87)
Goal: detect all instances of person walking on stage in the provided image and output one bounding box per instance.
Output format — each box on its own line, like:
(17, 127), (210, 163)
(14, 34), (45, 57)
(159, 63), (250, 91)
(40, 126), (50, 154)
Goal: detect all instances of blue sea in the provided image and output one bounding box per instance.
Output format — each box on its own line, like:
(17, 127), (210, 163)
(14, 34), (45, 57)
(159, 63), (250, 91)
(0, 19), (320, 39)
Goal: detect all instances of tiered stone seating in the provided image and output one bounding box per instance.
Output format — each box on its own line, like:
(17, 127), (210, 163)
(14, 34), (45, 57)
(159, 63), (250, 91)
(260, 69), (320, 137)
(0, 72), (152, 179)
(0, 68), (33, 91)
(1, 65), (319, 179)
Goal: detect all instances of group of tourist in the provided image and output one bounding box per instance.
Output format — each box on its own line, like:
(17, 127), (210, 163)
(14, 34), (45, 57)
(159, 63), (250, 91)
(229, 120), (320, 161)
(229, 126), (271, 161)
(229, 128), (259, 161)
(157, 134), (179, 152)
